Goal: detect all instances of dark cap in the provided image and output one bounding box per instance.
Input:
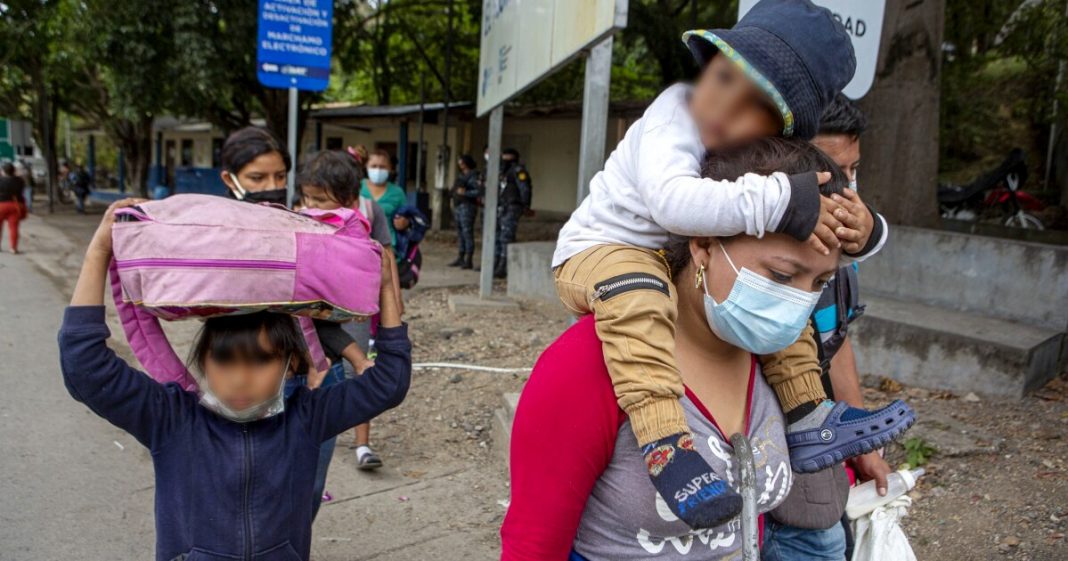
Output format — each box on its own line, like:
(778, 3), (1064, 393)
(683, 0), (856, 140)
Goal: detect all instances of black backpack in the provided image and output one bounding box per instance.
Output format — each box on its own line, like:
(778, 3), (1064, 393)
(396, 244), (422, 289)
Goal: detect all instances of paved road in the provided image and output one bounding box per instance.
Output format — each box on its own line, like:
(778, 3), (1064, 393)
(0, 216), (156, 560)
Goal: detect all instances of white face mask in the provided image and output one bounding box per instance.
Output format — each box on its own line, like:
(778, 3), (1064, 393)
(702, 242), (822, 355)
(367, 168), (390, 185)
(199, 357), (290, 423)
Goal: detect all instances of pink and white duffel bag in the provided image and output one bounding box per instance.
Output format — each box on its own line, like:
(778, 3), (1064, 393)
(109, 194), (383, 390)
(112, 194), (381, 321)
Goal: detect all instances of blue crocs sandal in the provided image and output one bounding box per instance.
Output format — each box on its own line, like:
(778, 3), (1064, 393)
(786, 400), (916, 473)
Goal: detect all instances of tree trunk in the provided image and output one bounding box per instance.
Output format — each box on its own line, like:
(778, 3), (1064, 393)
(31, 79), (59, 214)
(110, 116), (155, 198)
(856, 0), (945, 227)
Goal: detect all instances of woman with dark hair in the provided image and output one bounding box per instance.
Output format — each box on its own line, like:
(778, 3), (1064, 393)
(503, 137), (854, 560)
(0, 162), (26, 253)
(215, 126), (366, 513)
(219, 126), (292, 205)
(449, 154), (481, 269)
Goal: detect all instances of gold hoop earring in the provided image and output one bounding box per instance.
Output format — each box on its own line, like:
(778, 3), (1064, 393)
(695, 264), (705, 290)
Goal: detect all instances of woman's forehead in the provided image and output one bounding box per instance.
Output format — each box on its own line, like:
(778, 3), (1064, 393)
(244, 152), (287, 173)
(730, 234), (839, 274)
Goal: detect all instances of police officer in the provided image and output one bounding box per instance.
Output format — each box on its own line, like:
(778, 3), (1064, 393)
(448, 154), (481, 269)
(494, 148), (531, 279)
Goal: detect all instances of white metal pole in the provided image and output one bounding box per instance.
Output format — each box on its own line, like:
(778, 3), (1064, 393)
(575, 36), (614, 207)
(479, 106), (504, 298)
(287, 86), (298, 208)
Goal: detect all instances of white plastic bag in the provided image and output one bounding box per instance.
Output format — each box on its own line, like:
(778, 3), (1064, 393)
(850, 496), (917, 561)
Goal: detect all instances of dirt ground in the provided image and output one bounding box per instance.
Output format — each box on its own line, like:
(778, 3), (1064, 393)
(20, 203), (1068, 560)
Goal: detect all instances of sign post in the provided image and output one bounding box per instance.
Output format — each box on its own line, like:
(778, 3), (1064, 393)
(256, 0), (333, 206)
(739, 0), (885, 99)
(479, 107), (503, 298)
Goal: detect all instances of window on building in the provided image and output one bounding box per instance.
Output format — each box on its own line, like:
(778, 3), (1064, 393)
(180, 139), (194, 167)
(211, 138), (224, 168)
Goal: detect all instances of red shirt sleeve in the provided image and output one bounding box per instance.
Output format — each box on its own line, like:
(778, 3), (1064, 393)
(500, 317), (625, 561)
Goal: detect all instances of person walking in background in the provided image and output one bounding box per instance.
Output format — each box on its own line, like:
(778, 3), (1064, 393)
(449, 154), (481, 269)
(493, 148), (532, 279)
(0, 162), (26, 253)
(61, 161), (92, 214)
(16, 159), (34, 214)
(361, 149), (408, 251)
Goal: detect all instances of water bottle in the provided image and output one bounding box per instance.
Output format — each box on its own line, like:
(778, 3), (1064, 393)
(845, 468), (925, 520)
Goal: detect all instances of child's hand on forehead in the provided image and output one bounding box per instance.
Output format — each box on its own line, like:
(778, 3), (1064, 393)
(829, 188), (874, 255)
(806, 187), (874, 256)
(805, 173), (844, 256)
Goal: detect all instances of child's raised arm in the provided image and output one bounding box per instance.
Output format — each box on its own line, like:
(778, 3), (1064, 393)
(60, 199), (187, 451)
(296, 254), (411, 442)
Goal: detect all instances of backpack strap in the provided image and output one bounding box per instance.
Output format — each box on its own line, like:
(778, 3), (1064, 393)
(297, 316), (331, 374)
(109, 259), (198, 392)
(358, 196), (375, 223)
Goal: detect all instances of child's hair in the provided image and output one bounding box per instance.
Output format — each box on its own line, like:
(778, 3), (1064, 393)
(818, 94), (868, 139)
(367, 148), (392, 165)
(297, 151), (359, 206)
(189, 312), (310, 376)
(221, 126), (291, 173)
(665, 136), (847, 278)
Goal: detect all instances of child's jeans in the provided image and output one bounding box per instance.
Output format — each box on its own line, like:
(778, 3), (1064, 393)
(286, 362), (345, 519)
(554, 244), (827, 447)
(763, 519), (847, 561)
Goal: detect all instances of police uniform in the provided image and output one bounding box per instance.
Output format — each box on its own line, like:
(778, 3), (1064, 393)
(494, 160), (532, 278)
(449, 169), (481, 268)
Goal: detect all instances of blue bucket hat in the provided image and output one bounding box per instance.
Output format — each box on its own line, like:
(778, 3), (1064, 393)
(682, 0), (856, 140)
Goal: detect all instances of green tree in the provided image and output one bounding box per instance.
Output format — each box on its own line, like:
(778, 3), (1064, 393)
(60, 0), (186, 196)
(170, 0), (321, 142)
(0, 0), (73, 207)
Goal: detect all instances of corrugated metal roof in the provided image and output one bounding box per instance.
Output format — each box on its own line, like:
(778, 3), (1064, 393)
(311, 101), (474, 119)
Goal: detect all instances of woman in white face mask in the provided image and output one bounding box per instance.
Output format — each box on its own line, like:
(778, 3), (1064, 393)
(502, 137), (850, 561)
(360, 149), (408, 250)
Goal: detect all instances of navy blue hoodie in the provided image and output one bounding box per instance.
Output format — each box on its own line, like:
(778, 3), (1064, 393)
(58, 306), (411, 561)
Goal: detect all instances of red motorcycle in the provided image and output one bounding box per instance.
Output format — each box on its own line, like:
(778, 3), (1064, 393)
(937, 148), (1045, 230)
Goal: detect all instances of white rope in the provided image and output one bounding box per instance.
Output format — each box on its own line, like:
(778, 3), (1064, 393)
(412, 362), (531, 374)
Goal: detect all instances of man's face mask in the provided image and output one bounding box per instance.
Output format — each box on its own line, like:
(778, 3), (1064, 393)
(701, 242), (821, 355)
(198, 356), (290, 423)
(227, 171), (288, 205)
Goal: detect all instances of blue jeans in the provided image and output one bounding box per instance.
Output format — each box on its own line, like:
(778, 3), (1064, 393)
(763, 519), (847, 561)
(22, 187), (32, 213)
(285, 363), (345, 520)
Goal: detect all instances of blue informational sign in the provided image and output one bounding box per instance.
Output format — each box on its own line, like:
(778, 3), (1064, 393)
(256, 0), (333, 91)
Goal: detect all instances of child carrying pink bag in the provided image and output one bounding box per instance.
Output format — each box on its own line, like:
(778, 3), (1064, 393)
(108, 194), (383, 389)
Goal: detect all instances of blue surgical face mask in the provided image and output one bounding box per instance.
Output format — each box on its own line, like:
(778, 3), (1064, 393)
(367, 168), (390, 185)
(702, 242), (821, 355)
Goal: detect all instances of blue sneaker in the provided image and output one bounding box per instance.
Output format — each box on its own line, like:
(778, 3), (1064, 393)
(786, 400), (915, 473)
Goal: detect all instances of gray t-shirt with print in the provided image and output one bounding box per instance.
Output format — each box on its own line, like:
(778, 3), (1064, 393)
(573, 369), (792, 560)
